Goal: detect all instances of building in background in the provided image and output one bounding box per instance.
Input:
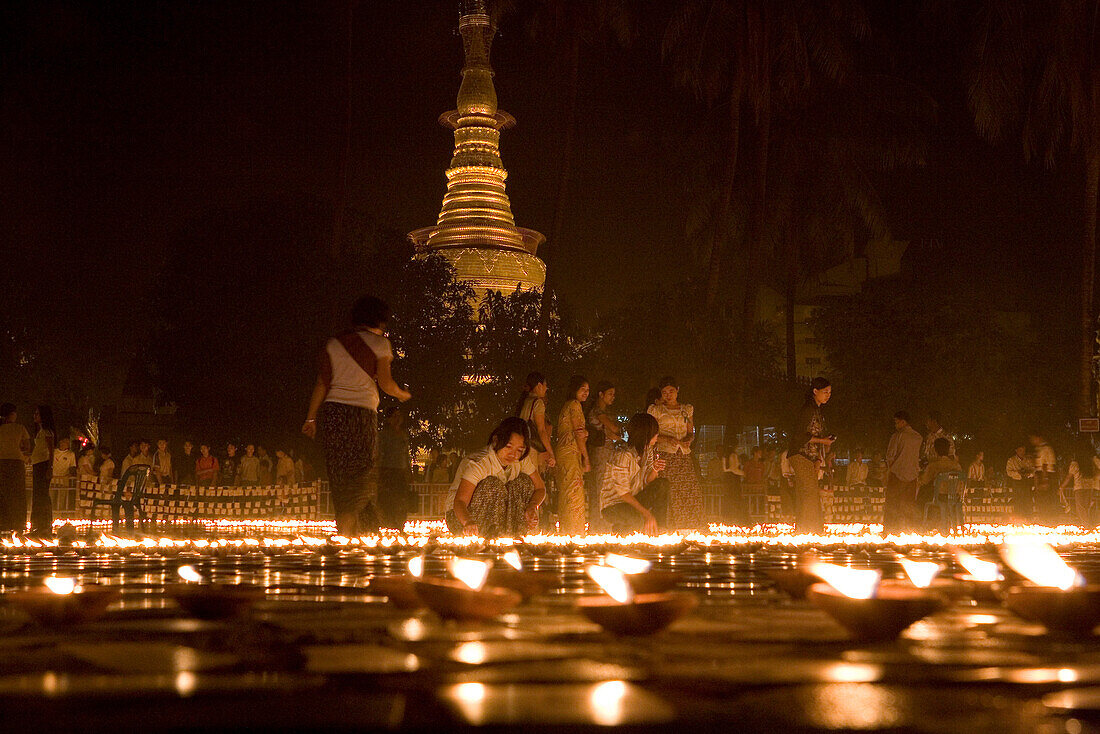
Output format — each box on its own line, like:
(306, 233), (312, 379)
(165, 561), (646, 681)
(758, 237), (909, 381)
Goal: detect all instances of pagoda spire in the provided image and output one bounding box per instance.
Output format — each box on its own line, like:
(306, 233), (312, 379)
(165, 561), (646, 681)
(409, 1), (545, 298)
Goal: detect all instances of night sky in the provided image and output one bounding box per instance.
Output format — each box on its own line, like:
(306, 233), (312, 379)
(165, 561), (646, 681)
(0, 0), (1082, 361)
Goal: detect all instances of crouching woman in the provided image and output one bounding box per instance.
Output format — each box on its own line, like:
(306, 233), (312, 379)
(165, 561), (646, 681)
(598, 413), (669, 535)
(446, 418), (545, 538)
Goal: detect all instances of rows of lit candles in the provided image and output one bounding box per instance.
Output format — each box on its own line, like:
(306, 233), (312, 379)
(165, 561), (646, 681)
(9, 534), (1100, 641)
(773, 539), (1100, 641)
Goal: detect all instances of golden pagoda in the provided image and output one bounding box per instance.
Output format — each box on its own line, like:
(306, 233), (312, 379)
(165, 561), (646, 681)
(409, 0), (546, 298)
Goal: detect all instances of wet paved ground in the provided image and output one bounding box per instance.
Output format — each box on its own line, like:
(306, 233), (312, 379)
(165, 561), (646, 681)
(4, 542), (1100, 732)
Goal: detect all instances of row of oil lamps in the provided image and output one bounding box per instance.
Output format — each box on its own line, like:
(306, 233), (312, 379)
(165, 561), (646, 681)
(7, 538), (1100, 641)
(6, 521), (1100, 558)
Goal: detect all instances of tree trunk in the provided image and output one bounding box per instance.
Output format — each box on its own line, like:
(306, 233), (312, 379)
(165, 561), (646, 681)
(331, 0), (355, 261)
(785, 236), (798, 380)
(740, 91), (771, 340)
(535, 32), (581, 365)
(704, 91), (742, 308)
(1080, 118), (1099, 417)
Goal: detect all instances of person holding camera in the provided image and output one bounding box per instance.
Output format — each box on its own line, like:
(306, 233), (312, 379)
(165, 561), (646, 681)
(787, 377), (834, 534)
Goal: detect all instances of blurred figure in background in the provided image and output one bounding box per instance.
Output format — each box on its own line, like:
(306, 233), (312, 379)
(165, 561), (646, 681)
(378, 407), (413, 529)
(0, 404), (31, 533)
(967, 451), (986, 489)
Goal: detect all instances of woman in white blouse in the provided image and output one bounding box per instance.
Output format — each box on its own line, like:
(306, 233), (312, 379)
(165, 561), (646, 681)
(646, 376), (703, 528)
(598, 413), (668, 534)
(1059, 441), (1100, 527)
(447, 418), (546, 537)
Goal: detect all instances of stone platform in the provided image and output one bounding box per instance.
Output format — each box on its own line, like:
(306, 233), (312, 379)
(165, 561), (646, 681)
(1, 531), (1100, 732)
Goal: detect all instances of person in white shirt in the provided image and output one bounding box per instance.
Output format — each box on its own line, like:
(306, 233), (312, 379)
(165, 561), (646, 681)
(97, 448), (116, 483)
(921, 412), (955, 466)
(52, 438), (76, 480)
(302, 295), (412, 536)
(967, 451), (986, 488)
(598, 413), (669, 534)
(1029, 431), (1059, 523)
(153, 439), (173, 485)
(845, 449), (868, 487)
(447, 417), (545, 537)
(1059, 441), (1100, 527)
(720, 444), (746, 524)
(77, 448), (96, 480)
(884, 411), (923, 534)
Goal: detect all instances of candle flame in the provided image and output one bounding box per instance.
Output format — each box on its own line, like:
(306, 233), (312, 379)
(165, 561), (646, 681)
(44, 576), (82, 595)
(898, 558), (942, 588)
(448, 557), (491, 590)
(503, 550), (522, 570)
(604, 553), (651, 574)
(809, 562), (881, 599)
(587, 565), (634, 603)
(177, 565), (205, 583)
(407, 556), (425, 578)
(953, 548), (1003, 582)
(999, 540), (1085, 590)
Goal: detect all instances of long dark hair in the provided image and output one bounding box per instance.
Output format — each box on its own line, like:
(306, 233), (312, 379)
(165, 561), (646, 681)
(1075, 440), (1099, 480)
(806, 376), (831, 405)
(36, 404), (55, 434)
(488, 417), (532, 461)
(514, 371), (546, 417)
(626, 412), (659, 459)
(566, 374), (589, 403)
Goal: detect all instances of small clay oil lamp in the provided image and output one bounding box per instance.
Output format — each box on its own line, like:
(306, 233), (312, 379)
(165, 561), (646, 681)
(484, 550), (556, 600)
(365, 556), (426, 610)
(576, 564), (698, 636)
(603, 553), (681, 594)
(951, 547), (1005, 602)
(166, 565), (264, 620)
(1000, 539), (1100, 635)
(412, 557), (521, 622)
(7, 576), (119, 626)
(807, 562), (945, 642)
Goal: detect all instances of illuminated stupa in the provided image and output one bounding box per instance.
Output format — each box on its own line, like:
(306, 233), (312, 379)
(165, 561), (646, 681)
(409, 0), (545, 298)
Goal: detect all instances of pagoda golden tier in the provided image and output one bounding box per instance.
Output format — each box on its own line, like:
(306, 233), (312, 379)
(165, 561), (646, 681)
(408, 0), (545, 298)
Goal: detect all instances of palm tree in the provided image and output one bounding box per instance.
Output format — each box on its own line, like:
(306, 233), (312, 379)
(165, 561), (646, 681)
(501, 1), (635, 365)
(662, 0), (870, 327)
(767, 72), (934, 378)
(969, 0), (1100, 416)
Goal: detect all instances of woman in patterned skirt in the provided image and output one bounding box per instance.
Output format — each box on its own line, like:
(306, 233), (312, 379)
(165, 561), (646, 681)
(302, 295), (411, 536)
(446, 418), (545, 538)
(554, 375), (591, 533)
(647, 376), (703, 529)
(585, 381), (621, 528)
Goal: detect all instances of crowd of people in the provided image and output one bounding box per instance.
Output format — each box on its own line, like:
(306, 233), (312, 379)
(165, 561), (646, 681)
(0, 396), (317, 536)
(5, 293), (1098, 540)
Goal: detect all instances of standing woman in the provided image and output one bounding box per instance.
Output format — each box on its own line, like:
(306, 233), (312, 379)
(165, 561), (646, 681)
(302, 295), (412, 537)
(554, 375), (591, 533)
(586, 381), (621, 521)
(29, 405), (56, 536)
(1059, 441), (1100, 527)
(0, 404), (31, 533)
(516, 372), (556, 469)
(647, 376), (703, 529)
(787, 377), (834, 533)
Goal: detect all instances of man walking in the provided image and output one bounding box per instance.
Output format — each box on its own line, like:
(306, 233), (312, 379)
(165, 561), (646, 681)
(1029, 431), (1058, 524)
(884, 411), (923, 534)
